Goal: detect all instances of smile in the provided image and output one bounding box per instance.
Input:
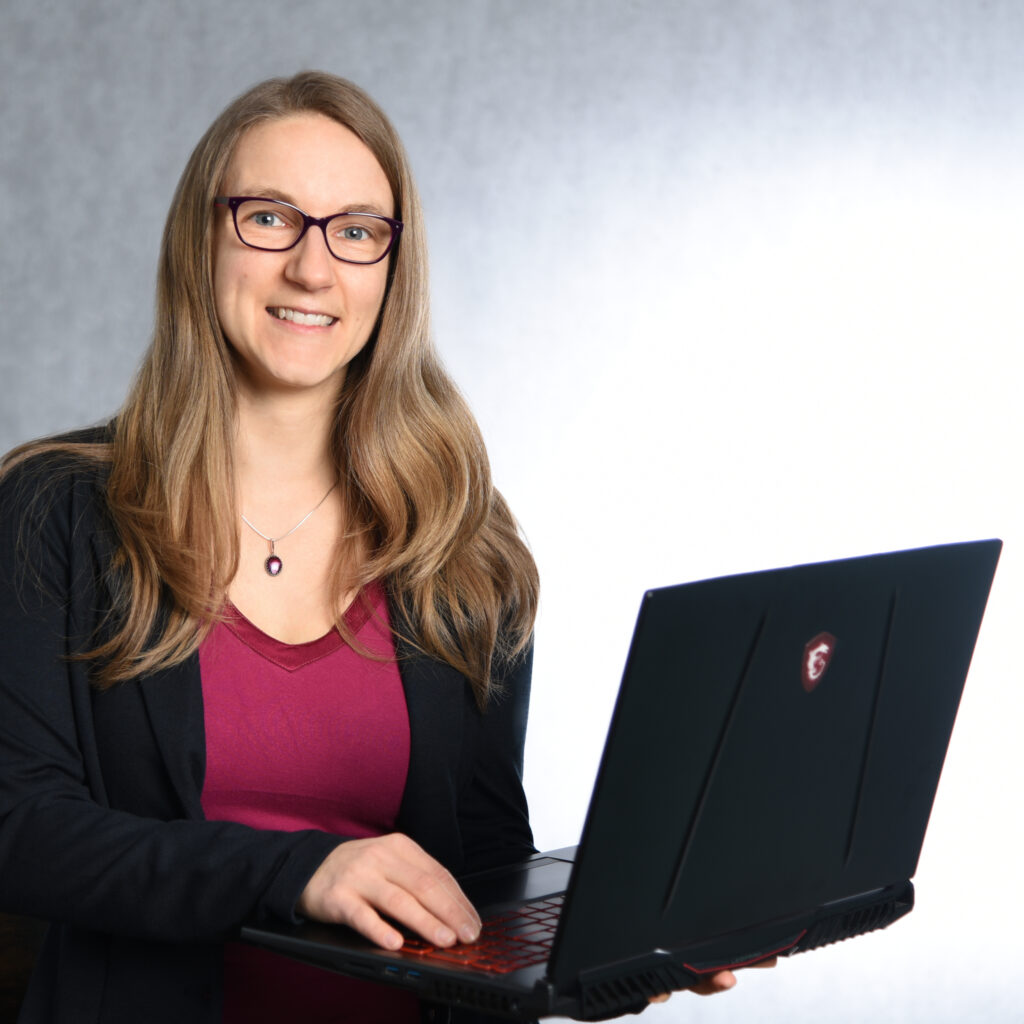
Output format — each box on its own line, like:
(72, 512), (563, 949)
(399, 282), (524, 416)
(270, 307), (337, 326)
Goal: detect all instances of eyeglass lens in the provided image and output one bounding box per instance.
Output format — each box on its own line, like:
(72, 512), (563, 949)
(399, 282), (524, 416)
(233, 199), (394, 263)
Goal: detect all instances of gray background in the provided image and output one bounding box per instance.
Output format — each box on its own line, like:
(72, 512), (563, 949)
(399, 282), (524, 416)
(3, 2), (1022, 1021)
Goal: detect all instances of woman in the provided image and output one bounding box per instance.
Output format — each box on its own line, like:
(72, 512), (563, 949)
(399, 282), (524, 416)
(0, 72), (737, 1021)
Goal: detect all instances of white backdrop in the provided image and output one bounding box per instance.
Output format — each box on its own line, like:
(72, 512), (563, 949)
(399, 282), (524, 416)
(2, 2), (1022, 1021)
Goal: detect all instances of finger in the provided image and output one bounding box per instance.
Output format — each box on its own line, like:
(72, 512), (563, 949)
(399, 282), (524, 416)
(689, 969), (737, 996)
(344, 896), (405, 951)
(376, 843), (481, 942)
(376, 879), (473, 947)
(324, 872), (466, 951)
(340, 837), (480, 944)
(300, 835), (481, 946)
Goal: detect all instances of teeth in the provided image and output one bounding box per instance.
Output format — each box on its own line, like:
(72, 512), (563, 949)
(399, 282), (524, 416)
(273, 307), (335, 326)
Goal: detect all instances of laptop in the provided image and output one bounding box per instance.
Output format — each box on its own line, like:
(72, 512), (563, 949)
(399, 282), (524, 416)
(241, 539), (1001, 1020)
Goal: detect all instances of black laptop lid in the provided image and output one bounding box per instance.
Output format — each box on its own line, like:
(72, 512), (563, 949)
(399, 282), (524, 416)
(548, 539), (1000, 985)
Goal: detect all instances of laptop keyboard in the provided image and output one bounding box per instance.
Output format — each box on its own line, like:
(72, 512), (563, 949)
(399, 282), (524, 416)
(401, 894), (563, 973)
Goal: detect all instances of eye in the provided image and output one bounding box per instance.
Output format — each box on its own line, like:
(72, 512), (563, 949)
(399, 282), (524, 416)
(232, 200), (304, 251)
(331, 219), (385, 244)
(250, 209), (287, 228)
(343, 224), (371, 241)
(236, 200), (302, 233)
(245, 207), (292, 229)
(325, 214), (394, 262)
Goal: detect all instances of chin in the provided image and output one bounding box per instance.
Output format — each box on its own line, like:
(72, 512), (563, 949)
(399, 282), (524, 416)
(268, 362), (350, 395)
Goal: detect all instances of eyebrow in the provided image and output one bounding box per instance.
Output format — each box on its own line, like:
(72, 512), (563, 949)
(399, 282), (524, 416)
(239, 187), (392, 218)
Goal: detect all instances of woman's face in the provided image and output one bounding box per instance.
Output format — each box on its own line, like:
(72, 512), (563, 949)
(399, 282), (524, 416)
(213, 113), (394, 400)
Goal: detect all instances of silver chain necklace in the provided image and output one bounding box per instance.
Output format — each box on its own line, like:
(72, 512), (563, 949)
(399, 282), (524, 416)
(241, 480), (338, 577)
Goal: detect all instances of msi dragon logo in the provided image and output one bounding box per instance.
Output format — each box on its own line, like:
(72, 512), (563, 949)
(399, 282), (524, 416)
(801, 632), (837, 692)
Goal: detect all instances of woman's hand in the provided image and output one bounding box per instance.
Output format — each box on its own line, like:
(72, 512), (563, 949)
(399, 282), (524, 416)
(648, 957), (778, 1004)
(298, 833), (481, 950)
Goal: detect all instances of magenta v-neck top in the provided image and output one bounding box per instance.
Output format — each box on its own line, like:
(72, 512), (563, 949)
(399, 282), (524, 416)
(199, 583), (418, 1022)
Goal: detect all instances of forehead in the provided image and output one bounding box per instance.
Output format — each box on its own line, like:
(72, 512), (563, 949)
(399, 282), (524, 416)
(222, 112), (393, 216)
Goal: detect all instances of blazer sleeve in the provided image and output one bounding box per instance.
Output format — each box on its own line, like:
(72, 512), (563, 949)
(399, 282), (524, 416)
(456, 642), (537, 874)
(0, 459), (340, 942)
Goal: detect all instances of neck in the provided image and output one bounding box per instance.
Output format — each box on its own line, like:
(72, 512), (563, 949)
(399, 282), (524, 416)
(234, 385), (339, 501)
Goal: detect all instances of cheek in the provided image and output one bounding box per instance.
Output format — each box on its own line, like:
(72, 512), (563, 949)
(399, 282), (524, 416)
(357, 266), (390, 323)
(213, 254), (257, 331)
(211, 229), (234, 310)
(212, 252), (233, 321)
(343, 272), (389, 359)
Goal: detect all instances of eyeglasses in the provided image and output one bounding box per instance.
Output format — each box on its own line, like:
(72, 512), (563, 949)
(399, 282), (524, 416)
(215, 196), (403, 265)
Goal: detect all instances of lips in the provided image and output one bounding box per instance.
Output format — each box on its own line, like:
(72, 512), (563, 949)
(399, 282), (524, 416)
(269, 307), (337, 326)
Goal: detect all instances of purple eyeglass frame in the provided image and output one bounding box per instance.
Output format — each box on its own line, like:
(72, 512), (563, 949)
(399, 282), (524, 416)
(214, 195), (403, 265)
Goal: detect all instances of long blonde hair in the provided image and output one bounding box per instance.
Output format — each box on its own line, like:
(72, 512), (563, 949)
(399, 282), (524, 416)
(3, 72), (537, 704)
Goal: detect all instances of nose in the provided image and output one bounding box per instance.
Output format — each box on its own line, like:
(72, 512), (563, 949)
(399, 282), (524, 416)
(284, 224), (335, 290)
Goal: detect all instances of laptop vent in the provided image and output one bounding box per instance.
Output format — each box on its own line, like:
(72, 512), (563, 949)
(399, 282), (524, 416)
(425, 979), (524, 1018)
(797, 895), (914, 954)
(580, 963), (696, 1020)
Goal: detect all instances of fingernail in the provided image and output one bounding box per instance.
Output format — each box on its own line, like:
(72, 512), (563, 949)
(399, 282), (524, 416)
(459, 924), (479, 943)
(436, 926), (456, 945)
(386, 931), (403, 950)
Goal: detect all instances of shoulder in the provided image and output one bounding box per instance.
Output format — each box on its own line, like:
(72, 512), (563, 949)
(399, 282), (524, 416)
(392, 622), (534, 710)
(0, 425), (115, 578)
(0, 424), (112, 505)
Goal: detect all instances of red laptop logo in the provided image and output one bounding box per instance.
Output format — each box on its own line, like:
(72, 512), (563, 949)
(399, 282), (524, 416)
(802, 633), (837, 692)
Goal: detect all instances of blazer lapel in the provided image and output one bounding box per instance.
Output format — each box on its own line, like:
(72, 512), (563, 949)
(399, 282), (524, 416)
(139, 657), (208, 821)
(78, 463), (207, 822)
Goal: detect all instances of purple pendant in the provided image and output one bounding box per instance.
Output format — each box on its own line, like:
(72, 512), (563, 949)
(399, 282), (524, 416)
(265, 554), (283, 577)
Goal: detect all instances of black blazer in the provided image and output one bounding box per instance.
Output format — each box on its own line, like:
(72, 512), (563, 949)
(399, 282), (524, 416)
(0, 451), (534, 1023)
